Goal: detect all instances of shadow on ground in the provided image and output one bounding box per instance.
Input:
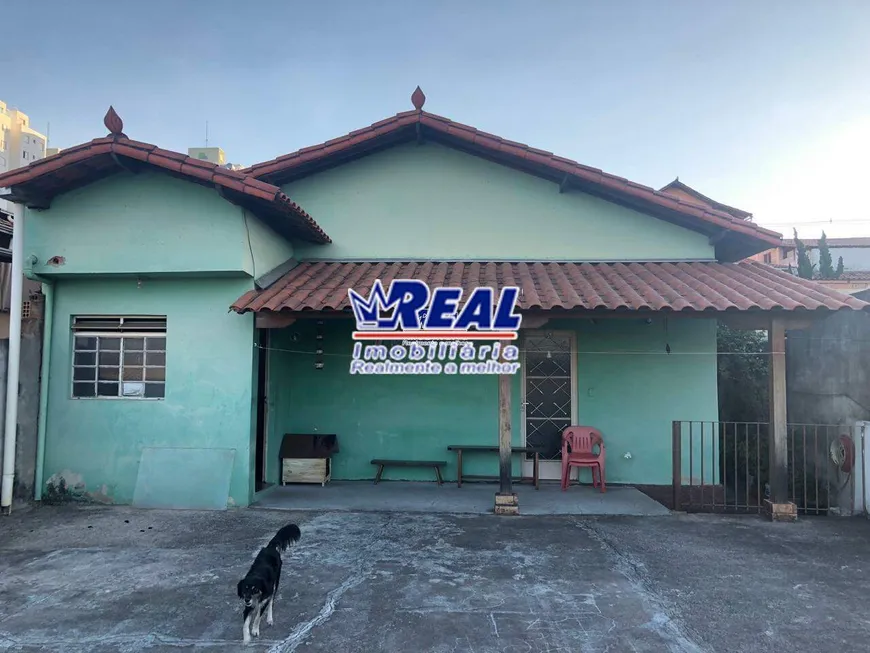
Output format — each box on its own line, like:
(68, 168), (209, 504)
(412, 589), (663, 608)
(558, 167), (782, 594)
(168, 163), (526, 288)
(1, 505), (869, 652)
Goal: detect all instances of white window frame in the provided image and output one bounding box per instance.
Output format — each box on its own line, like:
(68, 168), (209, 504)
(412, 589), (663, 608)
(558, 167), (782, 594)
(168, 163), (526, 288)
(70, 315), (167, 400)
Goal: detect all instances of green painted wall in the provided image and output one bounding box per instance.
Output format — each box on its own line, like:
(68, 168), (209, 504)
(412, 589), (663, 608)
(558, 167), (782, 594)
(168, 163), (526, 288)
(284, 142), (715, 262)
(244, 209), (295, 278)
(24, 171), (293, 278)
(546, 317), (719, 485)
(42, 277), (257, 506)
(265, 320), (499, 484)
(265, 316), (718, 485)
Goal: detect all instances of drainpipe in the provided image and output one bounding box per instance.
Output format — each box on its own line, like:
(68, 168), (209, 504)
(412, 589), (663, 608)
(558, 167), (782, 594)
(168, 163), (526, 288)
(31, 271), (52, 502)
(1, 201), (25, 514)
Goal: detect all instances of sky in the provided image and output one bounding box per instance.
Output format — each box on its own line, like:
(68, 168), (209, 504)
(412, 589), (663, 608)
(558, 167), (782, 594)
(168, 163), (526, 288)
(4, 0), (870, 239)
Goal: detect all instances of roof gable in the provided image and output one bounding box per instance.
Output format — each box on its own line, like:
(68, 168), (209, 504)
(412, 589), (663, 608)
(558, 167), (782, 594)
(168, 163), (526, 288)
(0, 107), (330, 245)
(658, 178), (752, 220)
(282, 140), (717, 263)
(244, 87), (781, 262)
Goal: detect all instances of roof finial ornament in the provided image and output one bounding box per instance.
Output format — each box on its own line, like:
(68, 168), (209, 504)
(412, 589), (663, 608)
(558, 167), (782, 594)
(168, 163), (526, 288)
(104, 105), (126, 138)
(411, 86), (426, 111)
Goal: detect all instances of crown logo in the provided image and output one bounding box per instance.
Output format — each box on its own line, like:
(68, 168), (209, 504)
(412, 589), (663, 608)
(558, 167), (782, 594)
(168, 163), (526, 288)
(348, 280), (402, 330)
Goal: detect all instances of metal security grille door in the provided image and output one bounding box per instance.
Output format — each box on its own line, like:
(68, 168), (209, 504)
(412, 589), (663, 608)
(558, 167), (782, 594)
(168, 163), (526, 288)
(521, 331), (577, 480)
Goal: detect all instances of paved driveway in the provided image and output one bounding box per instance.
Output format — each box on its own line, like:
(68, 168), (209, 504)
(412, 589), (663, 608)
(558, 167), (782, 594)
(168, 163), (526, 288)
(1, 505), (870, 652)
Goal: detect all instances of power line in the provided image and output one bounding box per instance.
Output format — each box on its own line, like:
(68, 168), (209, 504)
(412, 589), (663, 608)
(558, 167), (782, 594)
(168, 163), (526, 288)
(254, 335), (870, 360)
(757, 218), (870, 228)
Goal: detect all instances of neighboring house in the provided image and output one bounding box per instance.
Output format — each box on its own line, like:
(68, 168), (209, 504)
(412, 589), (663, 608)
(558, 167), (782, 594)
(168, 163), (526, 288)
(748, 237), (870, 295)
(0, 101), (48, 215)
(0, 91), (867, 510)
(658, 178), (754, 222)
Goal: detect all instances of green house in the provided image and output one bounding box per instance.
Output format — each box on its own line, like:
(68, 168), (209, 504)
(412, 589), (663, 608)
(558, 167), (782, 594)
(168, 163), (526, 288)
(0, 91), (865, 509)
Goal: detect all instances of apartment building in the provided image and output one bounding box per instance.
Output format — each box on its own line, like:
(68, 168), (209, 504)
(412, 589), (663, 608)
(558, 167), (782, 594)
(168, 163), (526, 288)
(188, 146), (244, 171)
(0, 102), (47, 213)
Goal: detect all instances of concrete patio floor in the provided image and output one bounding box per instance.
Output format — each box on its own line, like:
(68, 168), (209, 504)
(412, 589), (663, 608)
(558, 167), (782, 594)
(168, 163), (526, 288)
(252, 480), (671, 516)
(2, 505), (870, 652)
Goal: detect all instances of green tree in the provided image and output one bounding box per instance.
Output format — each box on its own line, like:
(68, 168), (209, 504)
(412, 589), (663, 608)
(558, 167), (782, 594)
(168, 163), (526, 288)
(717, 324), (770, 492)
(817, 231), (836, 279)
(717, 324), (769, 423)
(836, 256), (845, 277)
(793, 229), (816, 279)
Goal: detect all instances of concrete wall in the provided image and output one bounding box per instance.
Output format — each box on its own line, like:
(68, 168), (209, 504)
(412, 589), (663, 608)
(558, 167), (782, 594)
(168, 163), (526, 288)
(0, 303), (44, 503)
(284, 142), (716, 262)
(786, 309), (870, 426)
(786, 303), (870, 515)
(265, 316), (718, 486)
(24, 171), (293, 278)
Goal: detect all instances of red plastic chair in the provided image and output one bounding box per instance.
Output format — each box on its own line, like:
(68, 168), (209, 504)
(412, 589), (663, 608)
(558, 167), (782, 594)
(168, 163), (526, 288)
(560, 426), (606, 492)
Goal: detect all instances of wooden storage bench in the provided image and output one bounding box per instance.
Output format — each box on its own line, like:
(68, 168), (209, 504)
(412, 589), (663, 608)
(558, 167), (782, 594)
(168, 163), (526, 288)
(279, 433), (338, 486)
(282, 457), (331, 486)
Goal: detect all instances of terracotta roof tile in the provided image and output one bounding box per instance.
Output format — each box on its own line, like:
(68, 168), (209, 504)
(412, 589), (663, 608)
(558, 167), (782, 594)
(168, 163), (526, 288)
(220, 167), (248, 181)
(183, 157), (218, 171)
(218, 176), (246, 194)
(244, 183), (276, 202)
(243, 177), (278, 195)
(660, 178), (753, 220)
(179, 162), (216, 183)
(111, 143), (149, 160)
(230, 260), (870, 315)
(241, 109), (782, 261)
(150, 147), (188, 162)
(146, 153), (184, 173)
(0, 137), (331, 245)
(840, 271), (870, 281)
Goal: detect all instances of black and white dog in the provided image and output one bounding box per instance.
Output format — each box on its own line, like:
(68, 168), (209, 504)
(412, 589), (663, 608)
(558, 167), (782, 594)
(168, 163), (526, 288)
(237, 523), (301, 643)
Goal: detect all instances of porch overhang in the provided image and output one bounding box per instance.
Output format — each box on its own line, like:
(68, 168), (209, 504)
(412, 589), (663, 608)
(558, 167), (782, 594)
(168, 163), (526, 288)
(231, 260), (870, 329)
(237, 260), (863, 513)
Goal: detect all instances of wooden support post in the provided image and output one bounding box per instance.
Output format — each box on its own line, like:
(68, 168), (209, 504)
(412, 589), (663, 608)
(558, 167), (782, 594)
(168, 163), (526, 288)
(498, 371), (512, 495)
(767, 318), (790, 507)
(495, 339), (518, 515)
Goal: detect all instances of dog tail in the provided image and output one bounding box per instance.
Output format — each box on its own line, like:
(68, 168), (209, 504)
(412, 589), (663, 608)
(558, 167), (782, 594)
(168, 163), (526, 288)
(268, 523), (301, 552)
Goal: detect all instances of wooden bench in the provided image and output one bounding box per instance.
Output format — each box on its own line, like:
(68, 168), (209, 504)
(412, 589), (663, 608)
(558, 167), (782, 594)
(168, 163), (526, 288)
(371, 459), (447, 485)
(447, 445), (543, 489)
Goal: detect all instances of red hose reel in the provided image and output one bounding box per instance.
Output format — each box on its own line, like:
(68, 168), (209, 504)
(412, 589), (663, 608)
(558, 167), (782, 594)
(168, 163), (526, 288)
(830, 434), (856, 474)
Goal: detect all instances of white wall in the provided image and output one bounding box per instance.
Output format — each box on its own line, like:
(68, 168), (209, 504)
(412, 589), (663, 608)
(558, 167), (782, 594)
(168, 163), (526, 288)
(857, 421), (869, 516)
